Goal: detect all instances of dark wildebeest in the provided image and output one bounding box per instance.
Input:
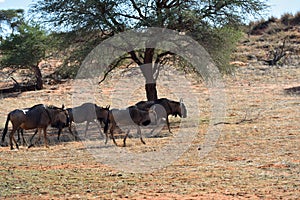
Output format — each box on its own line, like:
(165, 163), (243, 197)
(1, 104), (69, 150)
(2, 105), (72, 147)
(104, 105), (157, 147)
(27, 108), (73, 147)
(1, 105), (44, 147)
(66, 103), (110, 139)
(135, 98), (187, 133)
(1, 106), (40, 146)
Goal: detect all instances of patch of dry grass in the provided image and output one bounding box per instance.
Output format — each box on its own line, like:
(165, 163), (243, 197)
(0, 62), (299, 199)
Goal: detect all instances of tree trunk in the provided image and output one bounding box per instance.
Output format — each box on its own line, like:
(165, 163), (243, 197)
(145, 83), (158, 101)
(32, 65), (43, 90)
(140, 47), (158, 101)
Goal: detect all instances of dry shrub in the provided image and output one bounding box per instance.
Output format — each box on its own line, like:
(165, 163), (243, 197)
(280, 13), (293, 26)
(290, 11), (300, 25)
(249, 16), (278, 35)
(280, 12), (300, 26)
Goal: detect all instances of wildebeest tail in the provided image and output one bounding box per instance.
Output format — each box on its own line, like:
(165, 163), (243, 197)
(1, 113), (10, 142)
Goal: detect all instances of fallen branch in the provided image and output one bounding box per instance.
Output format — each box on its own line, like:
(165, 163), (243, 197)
(214, 110), (262, 125)
(11, 77), (20, 86)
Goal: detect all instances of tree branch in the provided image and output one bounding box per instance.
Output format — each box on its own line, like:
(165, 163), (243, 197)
(129, 0), (146, 20)
(129, 51), (143, 66)
(98, 56), (132, 84)
(155, 51), (175, 64)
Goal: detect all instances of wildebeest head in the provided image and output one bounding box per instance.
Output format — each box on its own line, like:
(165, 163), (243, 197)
(96, 105), (110, 124)
(167, 98), (187, 118)
(50, 105), (69, 128)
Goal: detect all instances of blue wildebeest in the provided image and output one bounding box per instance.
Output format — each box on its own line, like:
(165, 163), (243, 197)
(135, 98), (187, 133)
(104, 105), (157, 147)
(1, 104), (69, 150)
(66, 103), (110, 138)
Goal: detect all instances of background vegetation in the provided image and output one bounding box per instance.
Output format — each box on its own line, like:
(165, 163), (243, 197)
(0, 1), (299, 97)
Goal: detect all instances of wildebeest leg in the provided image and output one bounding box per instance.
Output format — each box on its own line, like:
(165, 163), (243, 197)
(17, 129), (21, 144)
(18, 129), (27, 146)
(104, 123), (110, 145)
(137, 126), (146, 145)
(166, 116), (172, 133)
(68, 123), (79, 141)
(84, 121), (90, 137)
(28, 129), (39, 148)
(57, 128), (62, 141)
(104, 123), (116, 145)
(149, 126), (159, 135)
(123, 129), (130, 147)
(9, 129), (18, 150)
(68, 124), (73, 135)
(43, 127), (49, 148)
(16, 128), (25, 145)
(93, 120), (104, 137)
(104, 130), (109, 145)
(69, 123), (80, 140)
(110, 129), (118, 146)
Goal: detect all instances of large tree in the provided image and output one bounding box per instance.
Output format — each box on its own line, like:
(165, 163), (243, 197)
(0, 22), (48, 90)
(33, 0), (267, 100)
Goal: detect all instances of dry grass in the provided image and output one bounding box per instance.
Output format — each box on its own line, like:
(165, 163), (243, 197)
(0, 60), (299, 199)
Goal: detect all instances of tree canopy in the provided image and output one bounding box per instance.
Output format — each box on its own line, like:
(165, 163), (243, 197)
(0, 9), (24, 39)
(0, 21), (48, 89)
(33, 0), (267, 32)
(32, 0), (267, 100)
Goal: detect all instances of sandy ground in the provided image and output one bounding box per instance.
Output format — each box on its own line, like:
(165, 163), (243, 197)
(0, 64), (299, 199)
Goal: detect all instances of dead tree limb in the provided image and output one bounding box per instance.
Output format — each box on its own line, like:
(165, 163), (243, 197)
(262, 37), (287, 66)
(214, 110), (262, 125)
(10, 77), (20, 86)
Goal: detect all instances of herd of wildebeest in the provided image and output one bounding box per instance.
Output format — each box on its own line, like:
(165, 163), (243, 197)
(1, 98), (187, 150)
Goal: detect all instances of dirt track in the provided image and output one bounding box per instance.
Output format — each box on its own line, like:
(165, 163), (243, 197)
(0, 65), (299, 199)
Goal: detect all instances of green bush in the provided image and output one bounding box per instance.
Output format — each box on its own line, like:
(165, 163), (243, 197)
(192, 25), (243, 74)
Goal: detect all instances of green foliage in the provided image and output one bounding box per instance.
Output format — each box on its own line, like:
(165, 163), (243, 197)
(190, 25), (243, 74)
(208, 27), (243, 73)
(32, 0), (268, 75)
(48, 30), (105, 78)
(0, 9), (24, 37)
(0, 22), (48, 68)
